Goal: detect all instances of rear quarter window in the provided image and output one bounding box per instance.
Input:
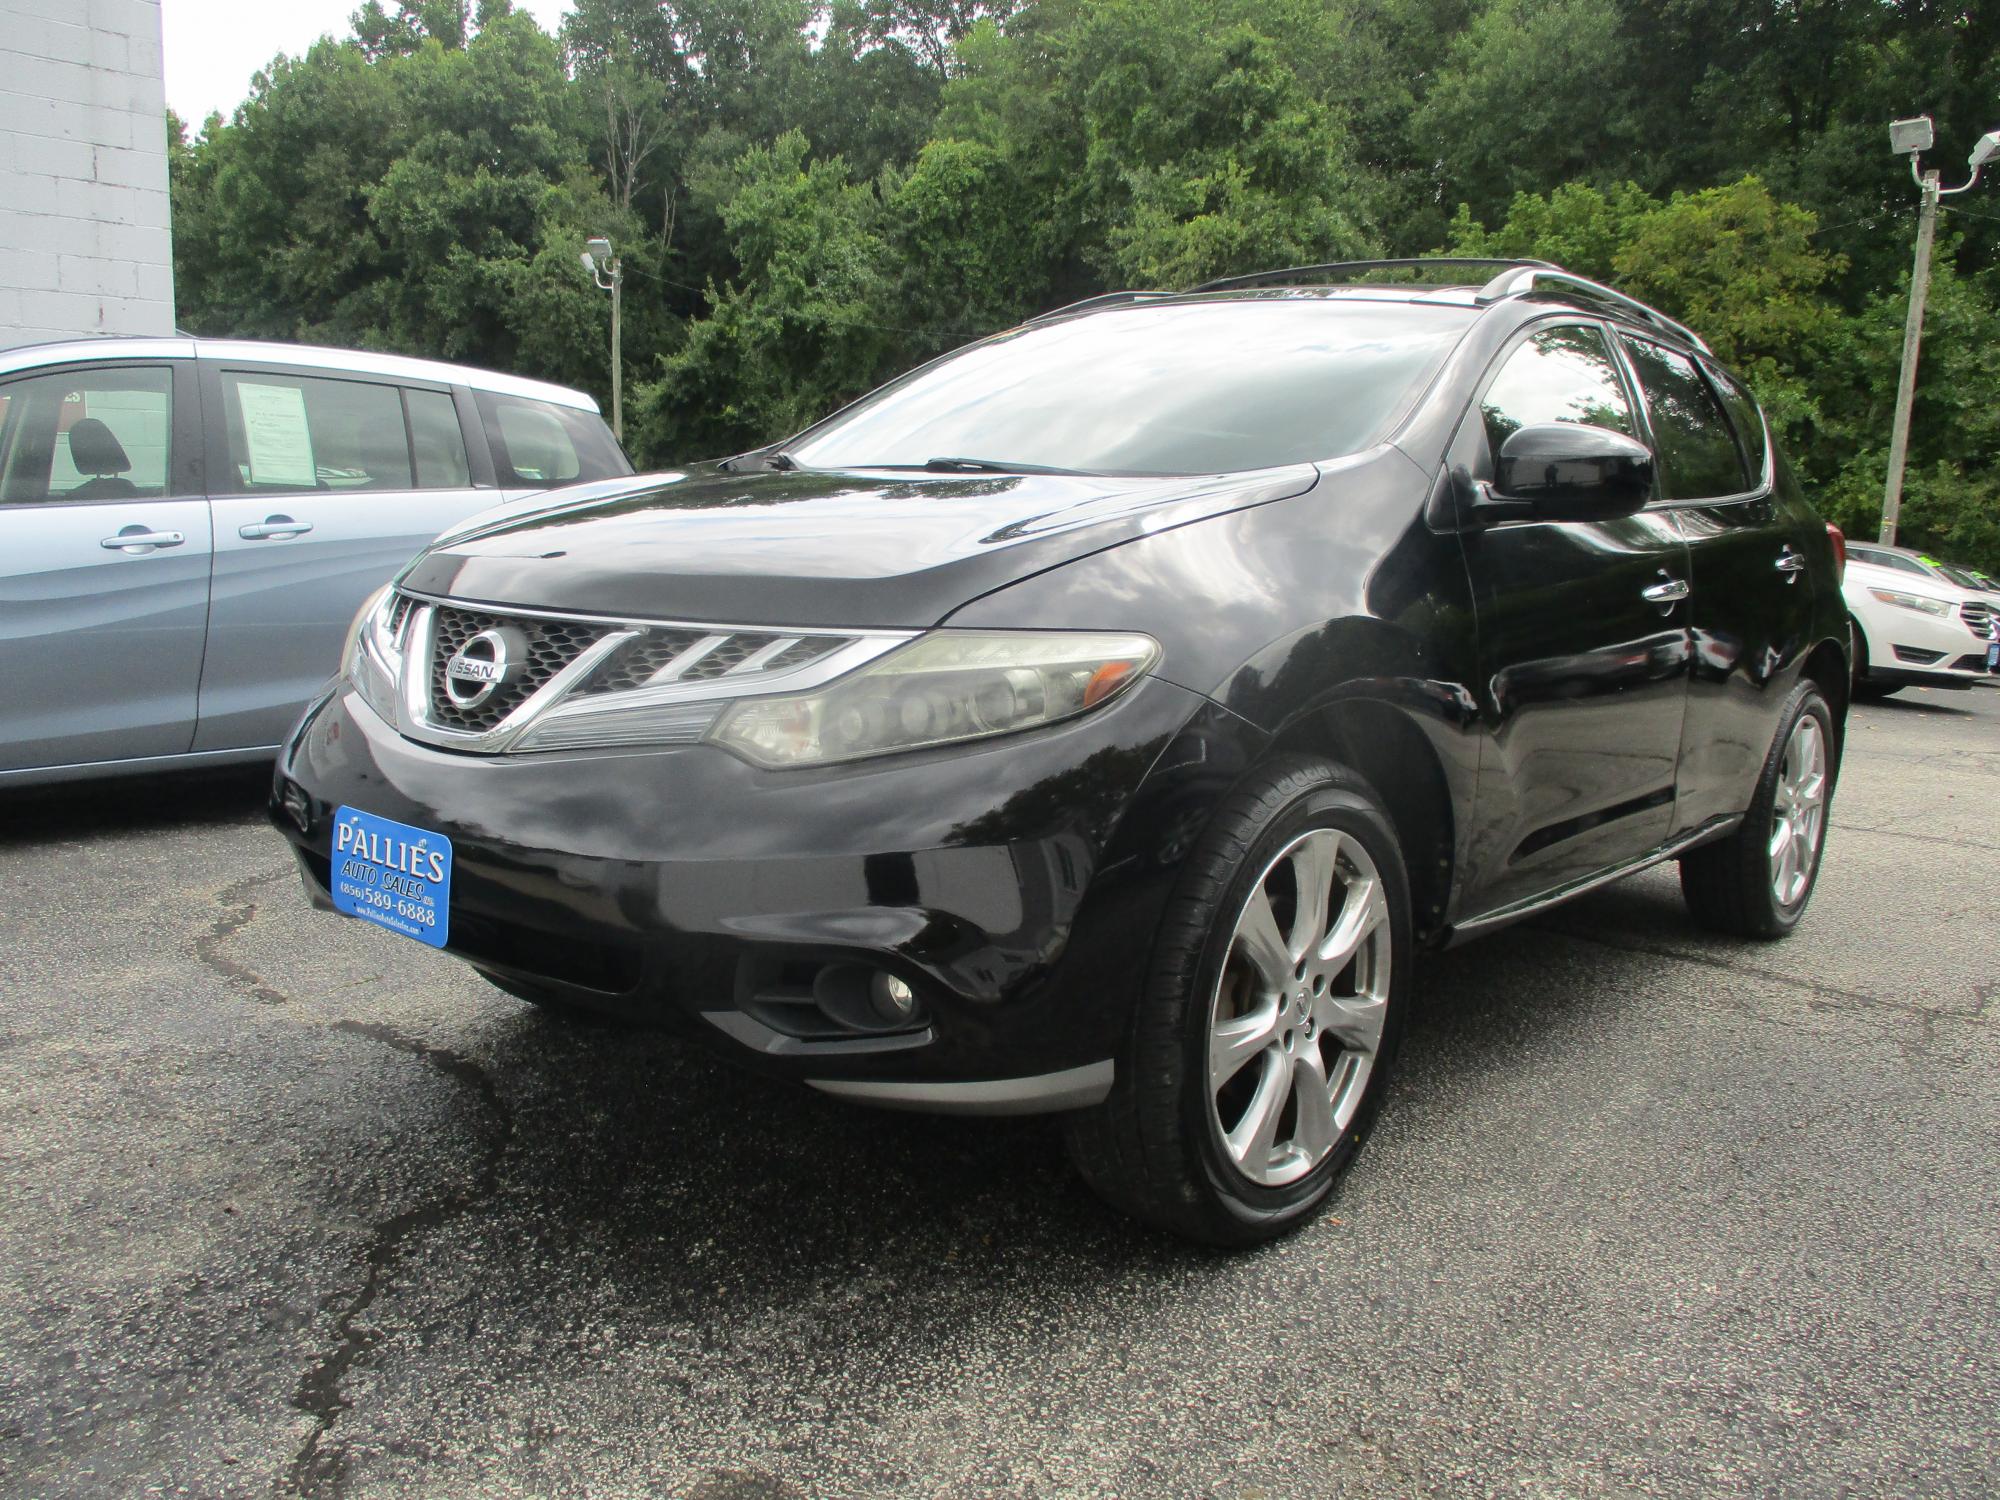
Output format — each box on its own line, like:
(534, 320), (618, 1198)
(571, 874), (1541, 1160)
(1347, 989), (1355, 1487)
(1620, 338), (1749, 500)
(477, 393), (631, 489)
(1707, 367), (1770, 484)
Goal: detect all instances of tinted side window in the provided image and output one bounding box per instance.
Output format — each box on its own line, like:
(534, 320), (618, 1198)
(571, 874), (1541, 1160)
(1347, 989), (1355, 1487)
(478, 393), (631, 488)
(0, 366), (174, 503)
(221, 371), (412, 493)
(407, 388), (471, 488)
(1480, 325), (1635, 468)
(1708, 367), (1768, 482)
(1621, 340), (1748, 500)
(1864, 552), (1928, 577)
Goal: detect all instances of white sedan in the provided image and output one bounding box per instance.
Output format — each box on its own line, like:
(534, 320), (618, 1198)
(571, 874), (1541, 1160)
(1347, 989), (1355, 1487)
(1844, 556), (1997, 698)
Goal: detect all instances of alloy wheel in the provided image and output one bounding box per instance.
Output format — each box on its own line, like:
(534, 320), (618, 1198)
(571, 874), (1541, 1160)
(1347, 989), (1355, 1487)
(1207, 828), (1391, 1188)
(1769, 714), (1828, 908)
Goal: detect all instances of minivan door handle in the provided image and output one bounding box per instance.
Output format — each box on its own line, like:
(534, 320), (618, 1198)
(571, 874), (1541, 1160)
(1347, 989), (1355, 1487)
(100, 527), (186, 553)
(238, 515), (314, 540)
(1642, 576), (1690, 606)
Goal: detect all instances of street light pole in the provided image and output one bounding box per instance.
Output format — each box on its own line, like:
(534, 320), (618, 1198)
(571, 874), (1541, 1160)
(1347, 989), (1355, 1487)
(1879, 166), (1937, 547)
(582, 236), (624, 444)
(1880, 119), (1999, 546)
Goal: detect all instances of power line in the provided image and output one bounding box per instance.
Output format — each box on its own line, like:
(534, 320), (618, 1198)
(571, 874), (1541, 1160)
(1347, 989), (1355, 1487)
(1808, 210), (1909, 238)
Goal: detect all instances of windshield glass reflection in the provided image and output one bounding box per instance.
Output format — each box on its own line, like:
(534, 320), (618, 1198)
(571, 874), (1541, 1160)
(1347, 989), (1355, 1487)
(790, 300), (1477, 476)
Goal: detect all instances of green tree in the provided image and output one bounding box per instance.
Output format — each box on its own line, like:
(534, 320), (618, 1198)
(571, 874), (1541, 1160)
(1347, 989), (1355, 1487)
(939, 0), (1384, 288)
(162, 0), (2000, 544)
(886, 137), (1054, 352)
(631, 132), (897, 460)
(1413, 0), (1639, 227)
(172, 7), (634, 411)
(1448, 177), (1840, 445)
(1812, 260), (2000, 569)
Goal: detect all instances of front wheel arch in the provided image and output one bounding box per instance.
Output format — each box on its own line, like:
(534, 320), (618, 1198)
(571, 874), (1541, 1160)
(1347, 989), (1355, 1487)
(1261, 697), (1458, 945)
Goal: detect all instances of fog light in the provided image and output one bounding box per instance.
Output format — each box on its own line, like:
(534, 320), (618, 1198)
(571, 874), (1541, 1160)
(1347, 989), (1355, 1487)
(804, 963), (929, 1035)
(870, 972), (919, 1024)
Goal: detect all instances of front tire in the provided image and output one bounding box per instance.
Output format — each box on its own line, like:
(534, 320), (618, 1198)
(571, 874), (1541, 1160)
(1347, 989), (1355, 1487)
(1679, 680), (1835, 938)
(1851, 633), (1900, 700)
(1065, 756), (1411, 1246)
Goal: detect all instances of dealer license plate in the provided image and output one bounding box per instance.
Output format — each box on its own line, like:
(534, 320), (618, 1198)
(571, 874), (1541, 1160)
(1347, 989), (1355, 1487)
(330, 806), (452, 949)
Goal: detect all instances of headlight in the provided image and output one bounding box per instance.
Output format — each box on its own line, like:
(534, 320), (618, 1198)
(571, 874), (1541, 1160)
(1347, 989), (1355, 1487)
(706, 630), (1160, 768)
(342, 585), (401, 723)
(1868, 587), (1954, 619)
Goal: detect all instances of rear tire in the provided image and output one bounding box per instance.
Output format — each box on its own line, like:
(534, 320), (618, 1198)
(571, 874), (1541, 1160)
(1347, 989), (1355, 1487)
(1064, 755), (1410, 1247)
(1680, 680), (1835, 939)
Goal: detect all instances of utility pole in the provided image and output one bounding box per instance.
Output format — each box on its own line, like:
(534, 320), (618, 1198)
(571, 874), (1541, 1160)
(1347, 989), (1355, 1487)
(1881, 119), (1999, 545)
(582, 236), (624, 443)
(1879, 166), (1936, 547)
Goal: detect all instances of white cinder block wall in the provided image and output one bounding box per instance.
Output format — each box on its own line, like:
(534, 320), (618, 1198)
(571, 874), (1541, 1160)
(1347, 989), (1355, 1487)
(0, 0), (174, 348)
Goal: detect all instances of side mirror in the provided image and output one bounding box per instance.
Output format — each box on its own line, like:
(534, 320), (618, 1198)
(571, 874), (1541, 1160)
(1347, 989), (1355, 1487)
(1473, 422), (1654, 524)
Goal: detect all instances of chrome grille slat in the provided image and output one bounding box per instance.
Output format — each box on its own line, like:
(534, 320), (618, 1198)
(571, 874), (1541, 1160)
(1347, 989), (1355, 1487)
(579, 628), (713, 696)
(678, 633), (780, 681)
(725, 636), (803, 676)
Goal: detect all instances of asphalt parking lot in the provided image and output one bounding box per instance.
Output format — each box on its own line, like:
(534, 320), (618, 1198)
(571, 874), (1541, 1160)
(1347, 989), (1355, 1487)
(2, 686), (1995, 1499)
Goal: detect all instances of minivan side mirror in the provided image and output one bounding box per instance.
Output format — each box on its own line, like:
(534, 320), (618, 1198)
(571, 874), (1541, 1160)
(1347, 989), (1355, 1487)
(1468, 422), (1655, 524)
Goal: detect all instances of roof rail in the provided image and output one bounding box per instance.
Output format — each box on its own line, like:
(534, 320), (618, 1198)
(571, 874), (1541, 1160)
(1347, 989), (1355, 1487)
(1025, 289), (1173, 324)
(1476, 266), (1712, 354)
(1189, 257), (1560, 294)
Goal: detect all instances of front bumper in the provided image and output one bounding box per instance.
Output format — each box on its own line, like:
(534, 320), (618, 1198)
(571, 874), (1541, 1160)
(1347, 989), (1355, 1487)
(270, 674), (1258, 1111)
(1860, 606), (1995, 688)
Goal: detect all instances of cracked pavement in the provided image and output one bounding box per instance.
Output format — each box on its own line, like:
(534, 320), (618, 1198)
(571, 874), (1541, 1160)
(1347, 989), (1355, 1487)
(1, 687), (1995, 1498)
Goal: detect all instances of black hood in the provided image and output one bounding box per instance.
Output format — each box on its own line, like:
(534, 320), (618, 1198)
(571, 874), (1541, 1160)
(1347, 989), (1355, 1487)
(398, 462), (1323, 627)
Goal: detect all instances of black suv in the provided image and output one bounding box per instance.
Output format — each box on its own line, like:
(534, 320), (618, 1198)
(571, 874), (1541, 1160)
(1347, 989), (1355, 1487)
(272, 259), (1850, 1245)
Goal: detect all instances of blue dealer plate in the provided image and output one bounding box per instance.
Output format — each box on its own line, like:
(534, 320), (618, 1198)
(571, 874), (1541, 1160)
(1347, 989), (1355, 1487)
(330, 806), (452, 949)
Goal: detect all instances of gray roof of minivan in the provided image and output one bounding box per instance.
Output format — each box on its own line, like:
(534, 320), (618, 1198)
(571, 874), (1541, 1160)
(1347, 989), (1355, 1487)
(0, 336), (599, 413)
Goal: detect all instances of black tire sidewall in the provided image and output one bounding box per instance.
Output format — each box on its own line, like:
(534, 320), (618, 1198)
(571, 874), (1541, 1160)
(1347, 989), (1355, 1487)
(1172, 776), (1412, 1237)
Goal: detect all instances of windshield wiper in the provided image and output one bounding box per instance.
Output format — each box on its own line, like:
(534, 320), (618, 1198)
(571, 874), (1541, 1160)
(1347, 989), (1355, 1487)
(923, 456), (1079, 474)
(845, 456), (1090, 476)
(720, 450), (796, 473)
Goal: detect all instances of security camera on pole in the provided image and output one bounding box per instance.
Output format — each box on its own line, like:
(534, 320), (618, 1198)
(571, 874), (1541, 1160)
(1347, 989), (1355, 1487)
(581, 236), (624, 443)
(1879, 118), (2000, 545)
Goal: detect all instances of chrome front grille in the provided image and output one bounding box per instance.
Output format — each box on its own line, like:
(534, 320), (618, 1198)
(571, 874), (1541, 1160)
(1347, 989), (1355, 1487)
(425, 606), (616, 733)
(1960, 603), (1995, 641)
(357, 591), (911, 754)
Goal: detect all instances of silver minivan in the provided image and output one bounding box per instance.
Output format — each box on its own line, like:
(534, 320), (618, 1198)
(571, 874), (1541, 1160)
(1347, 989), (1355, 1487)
(0, 338), (630, 786)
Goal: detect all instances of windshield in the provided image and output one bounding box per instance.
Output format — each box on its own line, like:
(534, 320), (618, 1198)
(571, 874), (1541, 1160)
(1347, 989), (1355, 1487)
(787, 299), (1476, 476)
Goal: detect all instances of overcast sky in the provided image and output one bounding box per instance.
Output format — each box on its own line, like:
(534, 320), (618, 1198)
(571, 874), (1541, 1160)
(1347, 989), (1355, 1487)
(162, 0), (576, 127)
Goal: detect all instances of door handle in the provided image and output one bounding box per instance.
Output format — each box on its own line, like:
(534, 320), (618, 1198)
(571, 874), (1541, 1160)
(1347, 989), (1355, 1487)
(1642, 576), (1690, 605)
(238, 515), (314, 540)
(100, 527), (185, 552)
(1774, 547), (1806, 579)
